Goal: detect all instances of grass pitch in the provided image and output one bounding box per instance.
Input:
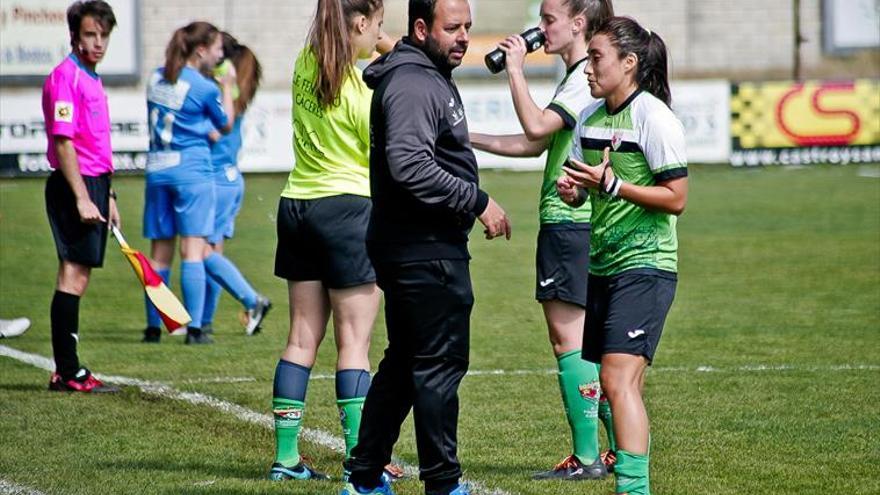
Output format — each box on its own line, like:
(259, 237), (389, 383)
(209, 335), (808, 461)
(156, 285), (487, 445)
(1, 165), (878, 495)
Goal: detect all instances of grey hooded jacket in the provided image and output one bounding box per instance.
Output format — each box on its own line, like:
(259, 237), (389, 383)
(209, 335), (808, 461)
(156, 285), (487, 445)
(363, 38), (489, 263)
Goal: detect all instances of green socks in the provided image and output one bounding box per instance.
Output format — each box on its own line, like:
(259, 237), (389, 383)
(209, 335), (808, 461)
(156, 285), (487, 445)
(556, 349), (601, 464)
(615, 449), (650, 495)
(272, 397), (305, 466)
(337, 397), (366, 457)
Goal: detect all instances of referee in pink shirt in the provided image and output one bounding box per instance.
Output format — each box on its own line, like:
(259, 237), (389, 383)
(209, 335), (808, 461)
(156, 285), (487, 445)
(42, 0), (119, 393)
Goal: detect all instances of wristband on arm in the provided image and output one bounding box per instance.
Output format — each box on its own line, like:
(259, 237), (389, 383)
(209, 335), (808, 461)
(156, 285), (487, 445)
(603, 176), (623, 198)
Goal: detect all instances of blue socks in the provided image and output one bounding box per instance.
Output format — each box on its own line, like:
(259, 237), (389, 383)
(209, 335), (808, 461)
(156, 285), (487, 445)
(202, 277), (222, 327)
(274, 359), (311, 401)
(336, 369), (372, 399)
(181, 261), (206, 329)
(145, 267), (171, 328)
(157, 254), (256, 331)
(204, 252), (258, 310)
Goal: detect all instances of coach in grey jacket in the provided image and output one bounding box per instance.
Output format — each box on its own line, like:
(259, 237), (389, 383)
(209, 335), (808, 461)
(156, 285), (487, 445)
(345, 1), (510, 494)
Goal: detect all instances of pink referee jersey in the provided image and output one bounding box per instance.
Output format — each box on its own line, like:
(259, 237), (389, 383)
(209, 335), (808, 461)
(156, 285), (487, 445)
(42, 54), (113, 177)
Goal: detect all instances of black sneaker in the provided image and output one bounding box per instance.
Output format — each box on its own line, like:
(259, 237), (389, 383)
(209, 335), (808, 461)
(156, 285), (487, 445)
(244, 295), (272, 336)
(532, 454), (608, 480)
(202, 323), (214, 335)
(185, 327), (214, 345)
(268, 461), (330, 481)
(142, 326), (161, 343)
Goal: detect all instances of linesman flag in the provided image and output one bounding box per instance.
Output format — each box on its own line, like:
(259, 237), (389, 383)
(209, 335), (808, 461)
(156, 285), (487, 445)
(110, 225), (191, 332)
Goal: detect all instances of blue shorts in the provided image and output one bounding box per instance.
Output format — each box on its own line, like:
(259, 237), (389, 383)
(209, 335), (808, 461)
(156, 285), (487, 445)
(208, 167), (245, 244)
(143, 181), (215, 239)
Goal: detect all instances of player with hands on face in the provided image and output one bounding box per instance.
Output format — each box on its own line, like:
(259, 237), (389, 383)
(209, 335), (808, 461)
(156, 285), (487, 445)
(198, 32), (273, 338)
(142, 21), (236, 345)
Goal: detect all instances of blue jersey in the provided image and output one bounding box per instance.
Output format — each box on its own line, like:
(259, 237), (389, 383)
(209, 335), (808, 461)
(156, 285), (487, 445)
(146, 66), (228, 184)
(211, 116), (243, 176)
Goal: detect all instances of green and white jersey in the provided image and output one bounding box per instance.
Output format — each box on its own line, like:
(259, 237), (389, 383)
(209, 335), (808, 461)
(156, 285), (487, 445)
(572, 89), (688, 276)
(282, 48), (371, 200)
(540, 58), (595, 225)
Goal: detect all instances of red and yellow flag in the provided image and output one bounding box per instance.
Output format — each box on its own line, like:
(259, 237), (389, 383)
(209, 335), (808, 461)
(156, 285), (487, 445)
(112, 226), (191, 332)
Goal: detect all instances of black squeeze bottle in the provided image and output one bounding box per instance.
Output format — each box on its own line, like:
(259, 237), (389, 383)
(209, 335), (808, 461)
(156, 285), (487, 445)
(484, 27), (546, 74)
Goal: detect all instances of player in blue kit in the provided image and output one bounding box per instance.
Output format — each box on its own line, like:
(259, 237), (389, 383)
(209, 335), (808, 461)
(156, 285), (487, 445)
(200, 32), (272, 337)
(142, 21), (236, 345)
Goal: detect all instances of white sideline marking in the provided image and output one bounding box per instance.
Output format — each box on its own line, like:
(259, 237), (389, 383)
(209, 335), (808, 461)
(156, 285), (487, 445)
(0, 345), (512, 495)
(173, 376), (257, 385)
(857, 166), (880, 178)
(311, 363), (880, 381)
(0, 480), (46, 495)
(166, 363), (880, 385)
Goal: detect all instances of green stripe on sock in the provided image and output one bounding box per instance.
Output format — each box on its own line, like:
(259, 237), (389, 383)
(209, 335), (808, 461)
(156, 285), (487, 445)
(273, 398), (304, 466)
(337, 397), (365, 458)
(556, 349), (601, 464)
(615, 449), (650, 495)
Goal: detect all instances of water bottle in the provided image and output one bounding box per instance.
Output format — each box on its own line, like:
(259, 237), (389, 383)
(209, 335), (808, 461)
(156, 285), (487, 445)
(484, 27), (546, 74)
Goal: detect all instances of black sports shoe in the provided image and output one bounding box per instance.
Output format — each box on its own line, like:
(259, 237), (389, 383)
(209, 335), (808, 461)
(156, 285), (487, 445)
(142, 326), (161, 343)
(185, 327), (214, 345)
(268, 461), (330, 481)
(532, 454), (608, 480)
(202, 323), (214, 335)
(244, 295), (272, 336)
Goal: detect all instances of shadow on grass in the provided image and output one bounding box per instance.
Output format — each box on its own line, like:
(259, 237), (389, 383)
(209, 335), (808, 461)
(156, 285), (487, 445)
(172, 479), (337, 495)
(463, 459), (549, 478)
(100, 458), (260, 480)
(0, 382), (49, 392)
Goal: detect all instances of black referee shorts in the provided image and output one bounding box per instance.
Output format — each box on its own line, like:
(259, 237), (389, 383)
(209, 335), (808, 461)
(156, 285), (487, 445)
(45, 170), (111, 268)
(274, 194), (375, 289)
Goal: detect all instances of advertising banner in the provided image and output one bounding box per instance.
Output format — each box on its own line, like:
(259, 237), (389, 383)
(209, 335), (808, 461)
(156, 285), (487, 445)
(670, 80), (731, 164)
(730, 79), (880, 166)
(0, 0), (140, 84)
(1, 79), (736, 177)
(0, 89), (293, 177)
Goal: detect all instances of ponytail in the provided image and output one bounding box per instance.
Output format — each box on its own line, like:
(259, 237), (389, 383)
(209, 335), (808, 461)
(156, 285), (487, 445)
(219, 32), (263, 114)
(307, 0), (383, 108)
(637, 31), (671, 107)
(594, 17), (671, 107)
(310, 0), (351, 108)
(163, 21), (219, 84)
(563, 0), (614, 41)
(233, 46), (262, 114)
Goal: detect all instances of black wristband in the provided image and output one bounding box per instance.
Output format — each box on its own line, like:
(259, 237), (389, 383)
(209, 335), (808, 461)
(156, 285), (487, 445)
(109, 190), (117, 200)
